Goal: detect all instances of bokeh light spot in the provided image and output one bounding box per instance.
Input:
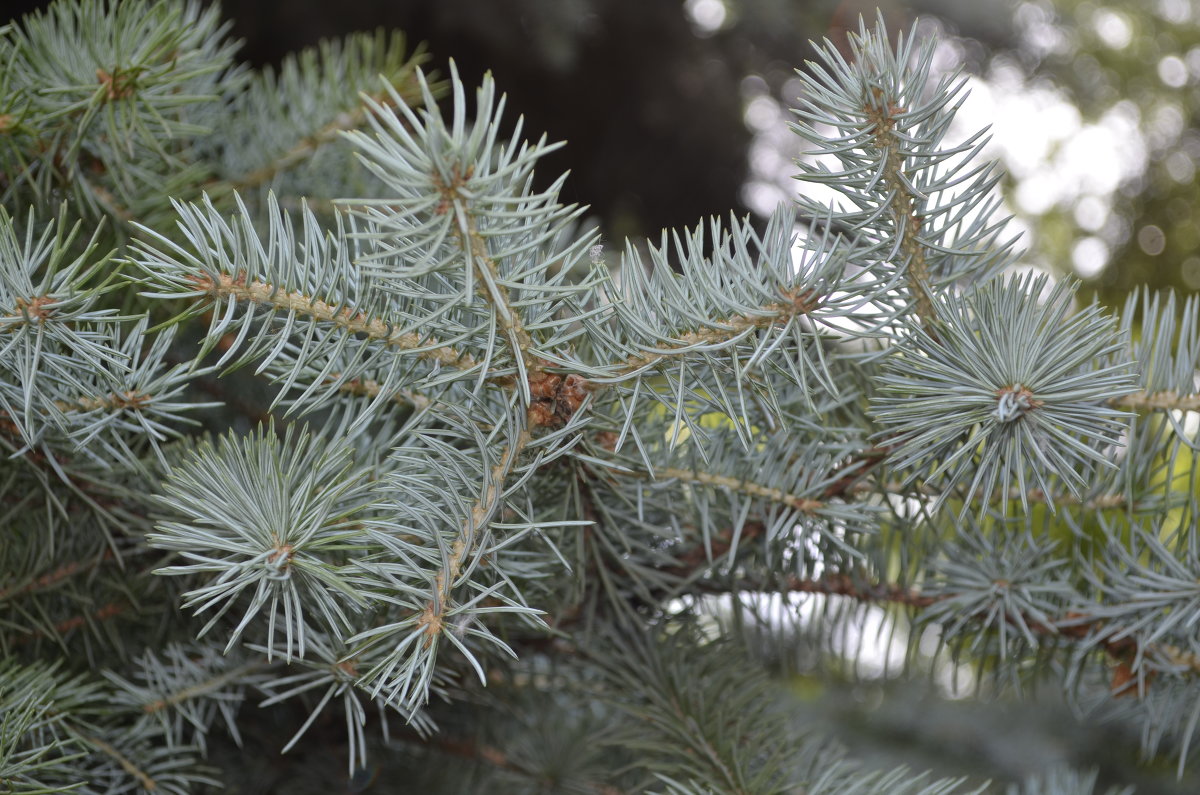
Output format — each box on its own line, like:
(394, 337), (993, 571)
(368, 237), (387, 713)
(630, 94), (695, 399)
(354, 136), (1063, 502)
(1158, 55), (1189, 87)
(1137, 224), (1167, 256)
(1093, 9), (1133, 49)
(684, 0), (726, 35)
(1182, 257), (1200, 290)
(1072, 236), (1110, 277)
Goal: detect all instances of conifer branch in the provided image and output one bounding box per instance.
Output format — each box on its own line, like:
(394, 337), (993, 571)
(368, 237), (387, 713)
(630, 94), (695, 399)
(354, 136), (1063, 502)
(464, 214), (534, 369)
(451, 196), (539, 395)
(405, 729), (627, 795)
(335, 375), (431, 409)
(861, 479), (1145, 511)
(86, 181), (134, 223)
(609, 289), (819, 377)
(865, 85), (938, 330)
(0, 441), (133, 532)
(658, 521), (767, 584)
(697, 572), (935, 607)
(71, 730), (157, 791)
(51, 602), (125, 637)
(700, 572), (1200, 687)
(0, 390), (162, 424)
(1111, 389), (1200, 413)
(222, 87), (422, 193)
(189, 272), (479, 371)
(418, 426), (532, 645)
(140, 660), (269, 714)
(653, 467), (825, 515)
(0, 550), (115, 602)
(12, 5), (1200, 787)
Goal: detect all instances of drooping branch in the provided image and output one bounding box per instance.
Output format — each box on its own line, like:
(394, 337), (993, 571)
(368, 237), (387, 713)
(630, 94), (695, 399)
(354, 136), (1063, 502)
(417, 427), (533, 645)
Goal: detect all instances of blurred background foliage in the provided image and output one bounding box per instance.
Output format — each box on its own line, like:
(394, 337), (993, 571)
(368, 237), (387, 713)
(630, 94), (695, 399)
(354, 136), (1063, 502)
(8, 0), (1195, 301)
(211, 0), (1199, 311)
(4, 0), (1198, 791)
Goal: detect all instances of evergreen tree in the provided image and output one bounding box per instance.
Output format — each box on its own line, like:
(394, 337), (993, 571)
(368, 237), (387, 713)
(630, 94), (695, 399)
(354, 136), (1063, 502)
(1, 1), (1197, 792)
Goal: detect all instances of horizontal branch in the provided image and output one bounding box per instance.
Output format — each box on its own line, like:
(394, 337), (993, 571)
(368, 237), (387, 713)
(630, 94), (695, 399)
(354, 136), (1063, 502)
(771, 572), (936, 608)
(706, 572), (1200, 688)
(9, 602), (126, 648)
(334, 375), (431, 410)
(611, 289), (818, 377)
(1111, 389), (1200, 413)
(0, 550), (114, 602)
(192, 272), (479, 371)
(655, 466), (824, 514)
(53, 602), (125, 636)
(860, 479), (1137, 511)
(0, 392), (159, 425)
(142, 660), (270, 714)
